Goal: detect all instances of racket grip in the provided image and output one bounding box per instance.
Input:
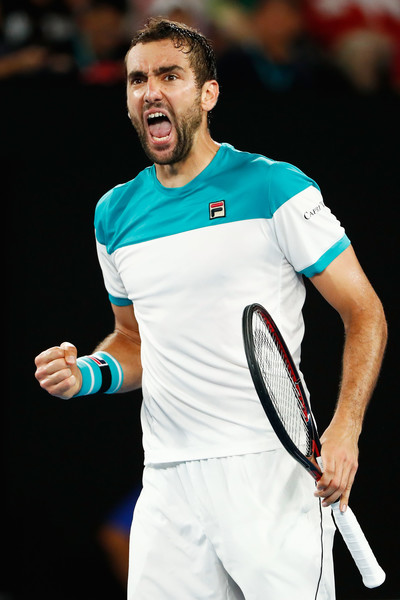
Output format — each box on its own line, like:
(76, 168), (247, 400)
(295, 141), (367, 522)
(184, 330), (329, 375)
(331, 503), (385, 588)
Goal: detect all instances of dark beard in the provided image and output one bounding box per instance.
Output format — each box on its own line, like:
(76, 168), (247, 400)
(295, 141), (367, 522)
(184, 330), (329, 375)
(132, 100), (203, 166)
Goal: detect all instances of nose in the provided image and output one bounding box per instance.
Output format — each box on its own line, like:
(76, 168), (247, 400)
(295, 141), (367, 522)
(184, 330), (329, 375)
(144, 76), (163, 104)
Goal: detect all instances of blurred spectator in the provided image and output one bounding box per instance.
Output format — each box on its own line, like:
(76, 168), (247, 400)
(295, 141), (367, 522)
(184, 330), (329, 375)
(127, 0), (212, 35)
(146, 0), (208, 30)
(0, 42), (49, 79)
(303, 0), (400, 92)
(72, 2), (128, 85)
(206, 0), (254, 53)
(216, 0), (331, 92)
(98, 485), (142, 589)
(0, 0), (77, 79)
(64, 0), (94, 15)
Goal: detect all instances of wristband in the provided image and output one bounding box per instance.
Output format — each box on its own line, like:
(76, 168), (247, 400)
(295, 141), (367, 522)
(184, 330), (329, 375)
(74, 352), (123, 397)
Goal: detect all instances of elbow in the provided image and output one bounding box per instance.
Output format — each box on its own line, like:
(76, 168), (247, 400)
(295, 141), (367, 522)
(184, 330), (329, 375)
(379, 301), (388, 352)
(371, 293), (388, 347)
(343, 292), (388, 348)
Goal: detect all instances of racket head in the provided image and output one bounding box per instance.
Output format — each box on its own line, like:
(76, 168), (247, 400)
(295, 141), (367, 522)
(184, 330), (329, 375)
(242, 303), (321, 480)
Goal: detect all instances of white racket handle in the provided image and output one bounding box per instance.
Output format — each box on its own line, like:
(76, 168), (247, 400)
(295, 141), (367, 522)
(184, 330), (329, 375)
(331, 502), (385, 588)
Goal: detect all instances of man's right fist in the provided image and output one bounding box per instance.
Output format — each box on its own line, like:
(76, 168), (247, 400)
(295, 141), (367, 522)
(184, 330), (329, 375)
(34, 342), (82, 399)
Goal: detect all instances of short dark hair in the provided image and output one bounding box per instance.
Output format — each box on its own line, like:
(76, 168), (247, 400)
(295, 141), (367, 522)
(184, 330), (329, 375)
(126, 17), (217, 88)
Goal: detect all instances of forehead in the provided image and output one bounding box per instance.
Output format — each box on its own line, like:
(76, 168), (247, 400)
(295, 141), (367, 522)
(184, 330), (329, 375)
(126, 39), (192, 74)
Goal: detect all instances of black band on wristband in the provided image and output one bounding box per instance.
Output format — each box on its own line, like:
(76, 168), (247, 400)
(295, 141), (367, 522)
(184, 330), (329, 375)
(98, 362), (112, 393)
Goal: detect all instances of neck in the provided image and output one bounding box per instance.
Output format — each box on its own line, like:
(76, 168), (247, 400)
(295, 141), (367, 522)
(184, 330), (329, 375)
(155, 131), (220, 188)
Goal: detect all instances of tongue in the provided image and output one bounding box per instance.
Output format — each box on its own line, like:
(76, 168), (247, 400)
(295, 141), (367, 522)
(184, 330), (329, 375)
(149, 120), (172, 138)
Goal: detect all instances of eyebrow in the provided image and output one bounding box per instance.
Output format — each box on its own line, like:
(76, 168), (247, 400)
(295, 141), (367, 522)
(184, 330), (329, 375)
(128, 64), (185, 82)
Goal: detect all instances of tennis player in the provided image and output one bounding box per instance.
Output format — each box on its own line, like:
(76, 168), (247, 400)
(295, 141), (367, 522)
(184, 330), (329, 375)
(34, 18), (387, 600)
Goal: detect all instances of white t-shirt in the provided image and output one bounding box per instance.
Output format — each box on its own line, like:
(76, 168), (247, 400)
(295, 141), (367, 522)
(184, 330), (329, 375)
(94, 143), (350, 465)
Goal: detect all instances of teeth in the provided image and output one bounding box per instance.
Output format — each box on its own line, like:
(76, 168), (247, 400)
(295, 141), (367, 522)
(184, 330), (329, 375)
(148, 112), (166, 119)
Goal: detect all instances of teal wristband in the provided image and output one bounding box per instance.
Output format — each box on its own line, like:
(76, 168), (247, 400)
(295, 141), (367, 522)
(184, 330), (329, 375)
(74, 352), (123, 397)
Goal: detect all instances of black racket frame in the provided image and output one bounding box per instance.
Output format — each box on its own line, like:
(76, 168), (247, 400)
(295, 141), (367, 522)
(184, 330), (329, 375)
(242, 303), (321, 481)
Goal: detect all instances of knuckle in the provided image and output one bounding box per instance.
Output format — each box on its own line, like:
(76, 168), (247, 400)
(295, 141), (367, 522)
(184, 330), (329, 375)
(330, 477), (341, 492)
(35, 365), (47, 381)
(39, 378), (50, 390)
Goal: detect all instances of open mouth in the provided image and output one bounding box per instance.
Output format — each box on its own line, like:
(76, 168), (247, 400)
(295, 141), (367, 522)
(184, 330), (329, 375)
(147, 111), (173, 143)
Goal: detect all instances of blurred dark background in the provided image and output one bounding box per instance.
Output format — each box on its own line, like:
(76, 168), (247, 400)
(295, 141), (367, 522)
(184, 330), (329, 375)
(2, 0), (399, 599)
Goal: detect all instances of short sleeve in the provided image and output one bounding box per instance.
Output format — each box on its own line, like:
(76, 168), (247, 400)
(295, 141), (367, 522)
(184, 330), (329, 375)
(95, 187), (132, 306)
(96, 238), (132, 306)
(269, 163), (350, 276)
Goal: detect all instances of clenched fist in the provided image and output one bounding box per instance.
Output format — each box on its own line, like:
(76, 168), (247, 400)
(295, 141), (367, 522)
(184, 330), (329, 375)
(34, 342), (82, 399)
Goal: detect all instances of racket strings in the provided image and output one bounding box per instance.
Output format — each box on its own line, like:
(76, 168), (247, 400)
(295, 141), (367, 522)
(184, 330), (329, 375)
(253, 314), (312, 455)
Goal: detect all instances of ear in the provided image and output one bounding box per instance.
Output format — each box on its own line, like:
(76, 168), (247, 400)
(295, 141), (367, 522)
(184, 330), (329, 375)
(201, 80), (219, 113)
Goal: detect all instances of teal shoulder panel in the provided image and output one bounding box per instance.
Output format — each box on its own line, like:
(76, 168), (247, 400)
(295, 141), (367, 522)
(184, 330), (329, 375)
(94, 188), (114, 245)
(268, 161), (320, 214)
(95, 144), (319, 254)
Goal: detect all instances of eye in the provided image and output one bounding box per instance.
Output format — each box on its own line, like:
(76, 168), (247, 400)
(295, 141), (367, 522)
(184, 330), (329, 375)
(129, 74), (146, 86)
(164, 73), (178, 81)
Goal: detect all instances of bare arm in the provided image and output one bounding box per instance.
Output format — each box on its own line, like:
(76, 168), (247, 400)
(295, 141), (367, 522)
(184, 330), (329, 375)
(34, 303), (142, 398)
(94, 303), (142, 392)
(310, 245), (387, 512)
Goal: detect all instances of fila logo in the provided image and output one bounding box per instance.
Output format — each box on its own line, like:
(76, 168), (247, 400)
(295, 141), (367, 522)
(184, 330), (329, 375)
(209, 200), (226, 220)
(90, 356), (107, 367)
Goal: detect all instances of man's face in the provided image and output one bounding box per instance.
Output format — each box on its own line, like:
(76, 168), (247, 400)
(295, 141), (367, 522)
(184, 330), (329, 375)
(126, 39), (204, 165)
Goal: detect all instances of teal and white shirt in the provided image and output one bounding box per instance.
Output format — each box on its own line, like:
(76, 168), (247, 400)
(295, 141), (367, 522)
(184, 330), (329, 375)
(95, 143), (350, 465)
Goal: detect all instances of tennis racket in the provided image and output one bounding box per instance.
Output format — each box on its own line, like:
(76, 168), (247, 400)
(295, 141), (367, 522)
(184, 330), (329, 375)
(242, 303), (385, 589)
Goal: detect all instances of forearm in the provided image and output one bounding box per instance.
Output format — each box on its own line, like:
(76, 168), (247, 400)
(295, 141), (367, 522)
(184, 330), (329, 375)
(95, 329), (142, 392)
(310, 247), (387, 509)
(316, 296), (387, 509)
(331, 296), (387, 435)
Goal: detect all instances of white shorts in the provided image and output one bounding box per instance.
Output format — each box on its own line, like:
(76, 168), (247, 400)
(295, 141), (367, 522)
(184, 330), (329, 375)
(128, 450), (336, 599)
